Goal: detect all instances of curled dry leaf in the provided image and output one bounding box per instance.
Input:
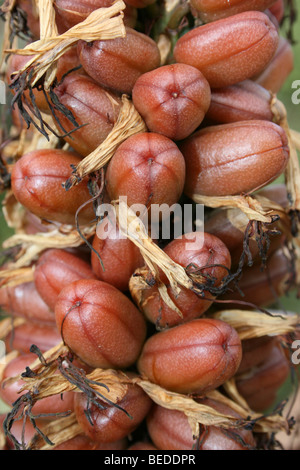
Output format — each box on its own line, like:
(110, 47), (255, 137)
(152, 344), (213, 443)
(212, 309), (300, 341)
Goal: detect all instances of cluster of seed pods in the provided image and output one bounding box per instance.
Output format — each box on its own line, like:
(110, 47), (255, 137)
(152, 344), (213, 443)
(0, 0), (298, 452)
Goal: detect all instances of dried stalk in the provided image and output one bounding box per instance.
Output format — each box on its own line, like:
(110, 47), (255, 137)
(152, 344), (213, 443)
(212, 309), (299, 340)
(1, 224), (96, 270)
(6, 0), (126, 90)
(64, 95), (147, 190)
(0, 317), (26, 340)
(29, 413), (82, 450)
(0, 266), (34, 288)
(192, 194), (279, 224)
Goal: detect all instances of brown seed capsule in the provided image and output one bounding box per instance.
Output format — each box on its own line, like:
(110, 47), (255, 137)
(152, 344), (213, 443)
(0, 353), (75, 415)
(181, 120), (289, 198)
(146, 399), (256, 450)
(53, 435), (128, 450)
(0, 282), (55, 325)
(91, 220), (144, 292)
(220, 248), (292, 308)
(206, 80), (274, 125)
(137, 318), (242, 394)
(131, 232), (231, 328)
(55, 279), (147, 369)
(128, 441), (157, 450)
(105, 132), (186, 212)
(173, 11), (279, 88)
(34, 249), (98, 311)
(204, 206), (283, 268)
(4, 321), (62, 354)
(54, 73), (122, 156)
(253, 36), (294, 94)
(11, 149), (95, 225)
(268, 0), (284, 24)
(132, 63), (211, 141)
(190, 0), (278, 23)
(237, 336), (278, 374)
(236, 341), (291, 411)
(74, 380), (152, 442)
(77, 27), (161, 94)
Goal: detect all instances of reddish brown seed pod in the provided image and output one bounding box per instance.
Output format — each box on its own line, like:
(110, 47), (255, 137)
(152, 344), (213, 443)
(11, 149), (95, 225)
(131, 232), (231, 328)
(77, 27), (161, 94)
(190, 0), (277, 23)
(54, 0), (137, 33)
(206, 80), (274, 125)
(173, 11), (279, 88)
(34, 248), (97, 311)
(4, 321), (62, 354)
(0, 353), (75, 416)
(74, 381), (152, 443)
(236, 341), (291, 412)
(123, 0), (156, 7)
(137, 318), (242, 394)
(268, 0), (284, 24)
(55, 279), (147, 369)
(253, 36), (294, 94)
(132, 64), (211, 141)
(204, 206), (283, 268)
(146, 400), (256, 450)
(54, 73), (122, 156)
(220, 248), (292, 308)
(180, 120), (289, 198)
(0, 281), (55, 325)
(128, 441), (157, 450)
(237, 336), (278, 374)
(105, 132), (186, 212)
(91, 220), (144, 292)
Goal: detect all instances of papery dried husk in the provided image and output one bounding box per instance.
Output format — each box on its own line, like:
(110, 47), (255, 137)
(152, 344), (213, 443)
(134, 378), (290, 436)
(0, 266), (34, 288)
(6, 0), (127, 90)
(29, 412), (82, 450)
(212, 309), (299, 341)
(290, 129), (300, 153)
(1, 223), (96, 271)
(276, 386), (300, 450)
(157, 33), (172, 65)
(64, 95), (147, 190)
(192, 194), (280, 224)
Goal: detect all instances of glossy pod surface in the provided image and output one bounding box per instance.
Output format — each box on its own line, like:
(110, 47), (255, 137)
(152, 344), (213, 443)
(173, 11), (279, 88)
(190, 0), (277, 23)
(147, 399), (256, 450)
(0, 281), (55, 325)
(236, 342), (290, 411)
(54, 73), (122, 156)
(78, 27), (161, 94)
(92, 221), (144, 292)
(105, 132), (186, 211)
(132, 64), (211, 141)
(4, 321), (62, 354)
(132, 232), (231, 328)
(137, 318), (242, 394)
(74, 381), (152, 442)
(34, 249), (97, 311)
(181, 120), (289, 197)
(11, 149), (95, 225)
(253, 36), (294, 94)
(206, 80), (273, 125)
(55, 279), (147, 369)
